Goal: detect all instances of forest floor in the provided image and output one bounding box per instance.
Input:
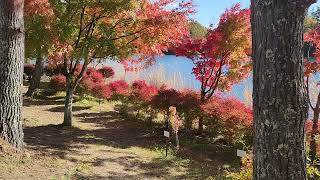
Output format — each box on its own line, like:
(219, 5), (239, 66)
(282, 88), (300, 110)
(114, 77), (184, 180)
(0, 87), (239, 180)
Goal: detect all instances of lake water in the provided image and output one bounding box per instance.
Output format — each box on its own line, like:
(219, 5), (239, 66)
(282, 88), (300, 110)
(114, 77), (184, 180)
(102, 55), (252, 103)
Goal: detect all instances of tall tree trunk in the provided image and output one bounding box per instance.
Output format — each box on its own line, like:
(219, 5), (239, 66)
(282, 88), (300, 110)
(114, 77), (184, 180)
(63, 77), (74, 126)
(25, 57), (45, 97)
(0, 0), (24, 149)
(310, 110), (319, 162)
(251, 1), (313, 179)
(185, 113), (193, 132)
(198, 95), (205, 134)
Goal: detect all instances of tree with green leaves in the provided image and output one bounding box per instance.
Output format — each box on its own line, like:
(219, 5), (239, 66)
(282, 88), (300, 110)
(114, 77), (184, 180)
(24, 0), (54, 97)
(189, 20), (207, 38)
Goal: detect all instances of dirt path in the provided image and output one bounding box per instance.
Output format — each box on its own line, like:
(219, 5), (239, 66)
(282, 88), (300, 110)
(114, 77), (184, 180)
(0, 90), (204, 180)
(0, 88), (226, 180)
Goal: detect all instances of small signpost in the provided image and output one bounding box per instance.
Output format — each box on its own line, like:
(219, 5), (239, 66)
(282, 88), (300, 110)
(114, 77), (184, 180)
(237, 149), (247, 158)
(164, 116), (170, 157)
(237, 149), (247, 166)
(164, 130), (170, 138)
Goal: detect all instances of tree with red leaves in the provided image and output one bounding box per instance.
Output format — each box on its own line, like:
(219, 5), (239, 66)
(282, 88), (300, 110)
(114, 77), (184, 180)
(304, 25), (320, 162)
(27, 0), (192, 126)
(176, 4), (251, 133)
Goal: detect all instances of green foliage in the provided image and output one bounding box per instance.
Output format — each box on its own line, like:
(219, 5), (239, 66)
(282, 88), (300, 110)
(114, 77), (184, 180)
(312, 6), (320, 23)
(189, 20), (207, 38)
(307, 164), (320, 179)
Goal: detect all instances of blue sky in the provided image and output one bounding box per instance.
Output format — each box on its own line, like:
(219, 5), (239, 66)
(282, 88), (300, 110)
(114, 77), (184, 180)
(191, 0), (320, 27)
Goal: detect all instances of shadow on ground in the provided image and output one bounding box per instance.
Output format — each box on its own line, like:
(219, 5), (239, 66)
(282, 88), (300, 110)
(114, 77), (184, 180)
(23, 96), (236, 179)
(24, 111), (162, 160)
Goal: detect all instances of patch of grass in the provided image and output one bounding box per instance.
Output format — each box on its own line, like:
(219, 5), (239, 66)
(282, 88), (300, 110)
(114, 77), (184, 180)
(54, 162), (93, 180)
(23, 117), (40, 127)
(74, 95), (120, 112)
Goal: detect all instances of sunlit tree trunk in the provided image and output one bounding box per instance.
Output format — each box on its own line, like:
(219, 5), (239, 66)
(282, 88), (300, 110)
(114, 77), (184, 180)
(63, 75), (74, 126)
(251, 0), (314, 179)
(0, 0), (25, 149)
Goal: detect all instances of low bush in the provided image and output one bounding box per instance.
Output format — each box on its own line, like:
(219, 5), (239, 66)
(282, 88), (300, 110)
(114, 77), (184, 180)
(92, 83), (112, 99)
(150, 87), (180, 113)
(49, 74), (66, 91)
(177, 90), (200, 131)
(202, 96), (253, 149)
(109, 80), (129, 97)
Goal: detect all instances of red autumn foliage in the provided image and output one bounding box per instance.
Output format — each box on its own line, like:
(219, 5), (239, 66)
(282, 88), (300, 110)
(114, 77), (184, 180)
(108, 80), (129, 96)
(131, 80), (158, 102)
(84, 67), (104, 83)
(175, 4), (251, 102)
(92, 83), (112, 99)
(201, 96), (253, 146)
(177, 89), (200, 112)
(201, 96), (253, 127)
(49, 67), (112, 100)
(150, 88), (180, 112)
(98, 66), (115, 78)
(25, 0), (54, 18)
(304, 26), (320, 76)
(50, 74), (66, 89)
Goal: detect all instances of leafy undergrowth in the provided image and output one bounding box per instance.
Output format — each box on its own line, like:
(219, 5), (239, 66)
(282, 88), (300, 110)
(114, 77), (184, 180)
(1, 90), (241, 179)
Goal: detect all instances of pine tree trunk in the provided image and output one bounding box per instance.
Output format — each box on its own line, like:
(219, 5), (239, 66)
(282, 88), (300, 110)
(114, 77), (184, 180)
(25, 57), (44, 97)
(310, 110), (319, 162)
(251, 1), (312, 179)
(63, 78), (74, 127)
(0, 0), (24, 149)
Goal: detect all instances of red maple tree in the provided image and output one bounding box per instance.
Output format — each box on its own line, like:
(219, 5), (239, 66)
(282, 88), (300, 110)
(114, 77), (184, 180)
(176, 4), (252, 133)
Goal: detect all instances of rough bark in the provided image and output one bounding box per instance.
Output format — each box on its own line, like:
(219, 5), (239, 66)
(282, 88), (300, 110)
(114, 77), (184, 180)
(25, 57), (45, 97)
(310, 109), (320, 162)
(0, 0), (24, 149)
(198, 94), (205, 134)
(63, 77), (74, 127)
(251, 1), (313, 179)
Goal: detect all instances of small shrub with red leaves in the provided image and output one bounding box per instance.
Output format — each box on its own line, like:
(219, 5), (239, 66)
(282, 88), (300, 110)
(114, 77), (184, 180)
(150, 87), (180, 113)
(131, 80), (158, 102)
(201, 96), (253, 148)
(49, 74), (66, 90)
(92, 83), (112, 99)
(109, 80), (129, 97)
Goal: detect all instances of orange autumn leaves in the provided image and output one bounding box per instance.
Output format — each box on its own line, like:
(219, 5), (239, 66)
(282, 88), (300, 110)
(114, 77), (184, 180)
(25, 0), (192, 67)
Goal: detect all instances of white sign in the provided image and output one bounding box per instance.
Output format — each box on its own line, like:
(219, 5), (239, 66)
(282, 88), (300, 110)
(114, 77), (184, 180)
(237, 149), (247, 158)
(164, 131), (170, 138)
